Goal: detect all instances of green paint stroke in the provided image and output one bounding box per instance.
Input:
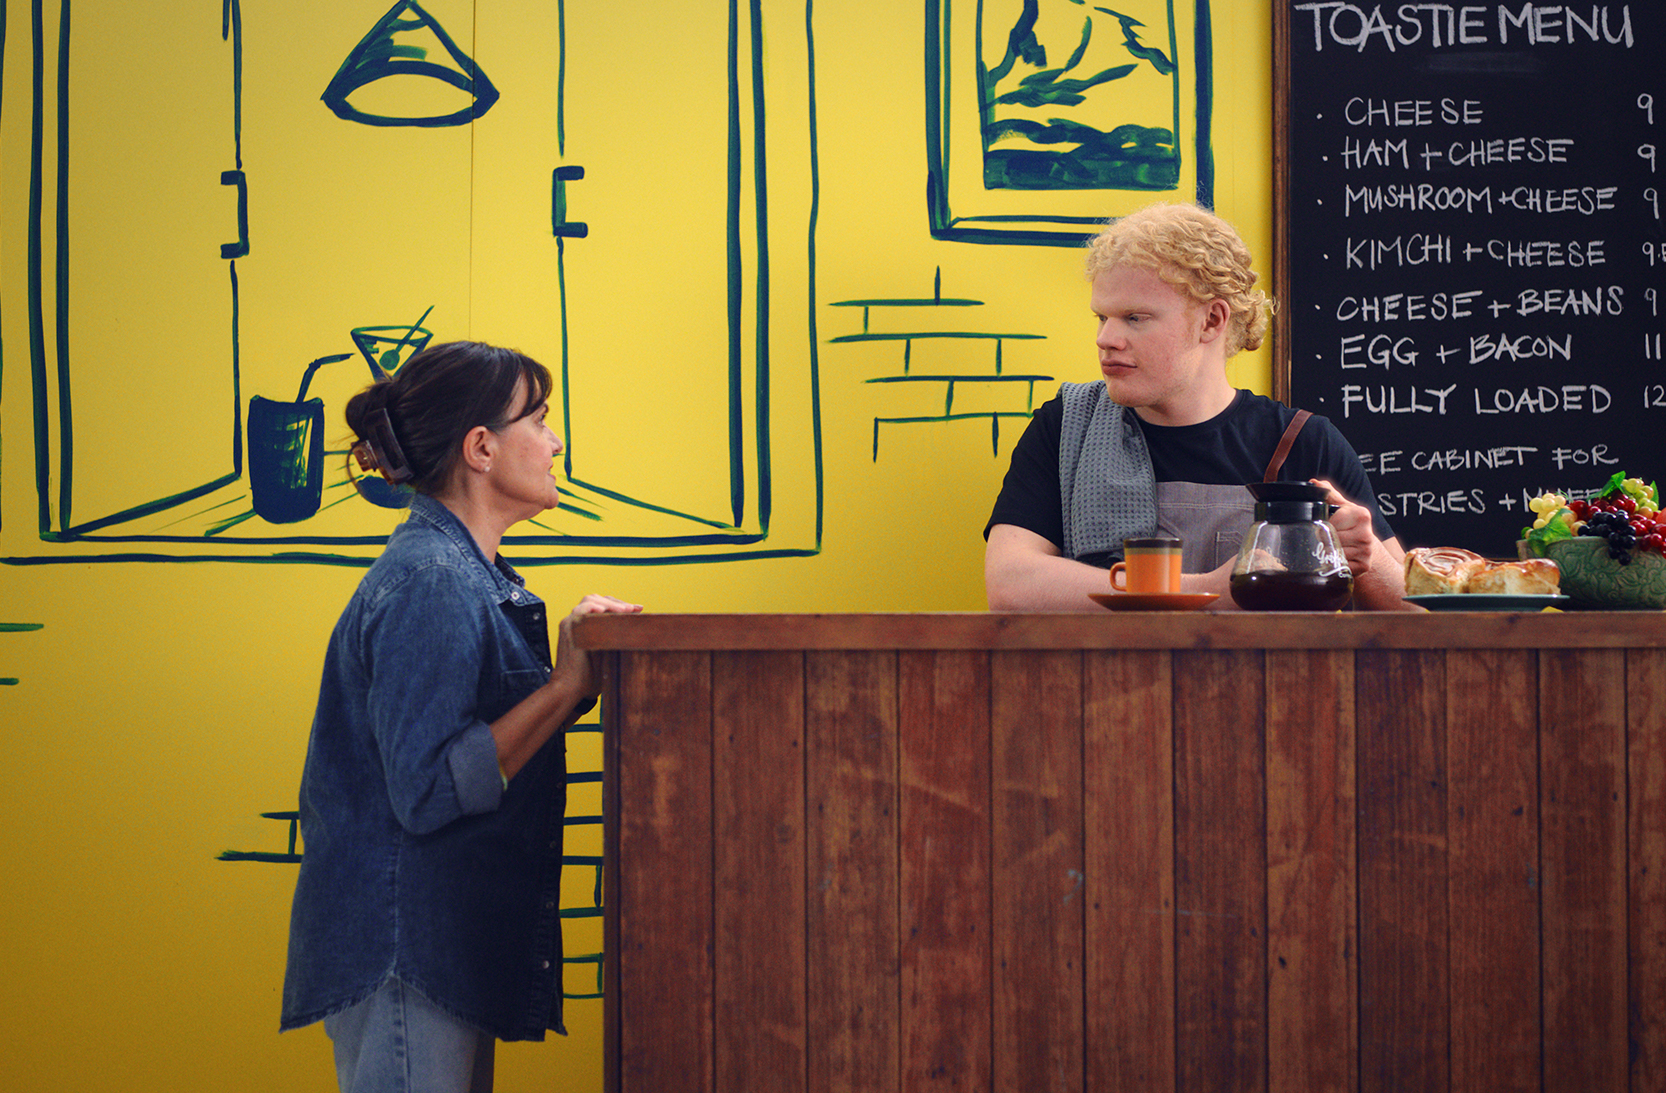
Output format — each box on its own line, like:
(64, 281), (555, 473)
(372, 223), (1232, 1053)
(217, 811), (302, 864)
(831, 298), (982, 308)
(828, 331), (1044, 343)
(222, 0), (244, 167)
(725, 0), (745, 527)
(872, 410), (1034, 460)
(0, 613), (38, 683)
(563, 952), (604, 1000)
(866, 373), (1049, 385)
(320, 0), (499, 128)
(805, 0), (825, 548)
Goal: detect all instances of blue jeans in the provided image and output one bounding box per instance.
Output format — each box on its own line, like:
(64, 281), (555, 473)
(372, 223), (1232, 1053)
(324, 977), (496, 1093)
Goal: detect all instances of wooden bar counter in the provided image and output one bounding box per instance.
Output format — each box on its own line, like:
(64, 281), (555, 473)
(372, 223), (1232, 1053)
(576, 612), (1666, 1093)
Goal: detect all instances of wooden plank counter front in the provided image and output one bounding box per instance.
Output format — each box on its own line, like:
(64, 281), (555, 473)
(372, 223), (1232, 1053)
(575, 613), (1666, 1093)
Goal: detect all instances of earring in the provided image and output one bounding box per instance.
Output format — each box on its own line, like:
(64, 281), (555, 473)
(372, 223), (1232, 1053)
(484, 463), (492, 473)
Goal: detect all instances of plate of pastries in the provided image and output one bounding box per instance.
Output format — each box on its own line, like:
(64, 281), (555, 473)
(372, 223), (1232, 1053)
(1402, 546), (1568, 610)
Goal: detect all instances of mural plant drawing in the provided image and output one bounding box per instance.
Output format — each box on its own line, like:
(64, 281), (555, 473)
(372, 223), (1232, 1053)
(979, 0), (1179, 190)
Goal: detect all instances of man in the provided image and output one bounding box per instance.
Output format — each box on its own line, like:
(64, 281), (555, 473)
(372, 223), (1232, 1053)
(984, 202), (1408, 610)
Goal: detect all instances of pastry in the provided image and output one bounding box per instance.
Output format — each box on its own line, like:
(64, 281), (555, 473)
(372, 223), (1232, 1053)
(1465, 557), (1560, 595)
(1405, 546), (1561, 596)
(1404, 546), (1485, 594)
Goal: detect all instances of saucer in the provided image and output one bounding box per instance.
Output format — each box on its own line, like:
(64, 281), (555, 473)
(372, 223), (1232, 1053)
(1089, 592), (1219, 611)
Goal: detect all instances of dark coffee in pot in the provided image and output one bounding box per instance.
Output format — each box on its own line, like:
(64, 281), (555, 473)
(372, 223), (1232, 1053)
(1229, 571), (1353, 612)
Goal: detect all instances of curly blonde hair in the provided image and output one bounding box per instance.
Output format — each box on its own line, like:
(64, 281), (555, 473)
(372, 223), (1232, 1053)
(1084, 203), (1274, 356)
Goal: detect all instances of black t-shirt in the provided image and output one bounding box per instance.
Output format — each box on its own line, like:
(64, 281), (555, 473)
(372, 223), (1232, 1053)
(984, 389), (1394, 549)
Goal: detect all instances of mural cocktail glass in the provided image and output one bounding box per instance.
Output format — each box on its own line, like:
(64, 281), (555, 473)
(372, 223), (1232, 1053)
(350, 321), (434, 382)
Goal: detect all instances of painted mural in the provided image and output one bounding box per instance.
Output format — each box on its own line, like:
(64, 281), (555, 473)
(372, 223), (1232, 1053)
(8, 0), (1210, 566)
(0, 1), (1247, 1090)
(12, 0), (820, 565)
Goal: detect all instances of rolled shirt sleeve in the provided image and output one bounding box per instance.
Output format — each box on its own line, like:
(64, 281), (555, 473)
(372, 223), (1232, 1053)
(361, 562), (510, 834)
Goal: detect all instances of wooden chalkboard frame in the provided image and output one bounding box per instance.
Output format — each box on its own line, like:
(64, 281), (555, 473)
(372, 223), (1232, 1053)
(1271, 1), (1296, 405)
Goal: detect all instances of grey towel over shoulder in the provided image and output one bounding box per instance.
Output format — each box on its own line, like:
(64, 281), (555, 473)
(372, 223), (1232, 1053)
(1058, 380), (1158, 562)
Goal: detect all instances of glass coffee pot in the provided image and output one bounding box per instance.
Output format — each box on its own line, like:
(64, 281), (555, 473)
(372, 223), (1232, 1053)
(1229, 482), (1354, 611)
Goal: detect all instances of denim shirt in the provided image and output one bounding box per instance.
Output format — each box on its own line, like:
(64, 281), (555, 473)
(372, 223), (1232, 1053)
(281, 494), (571, 1041)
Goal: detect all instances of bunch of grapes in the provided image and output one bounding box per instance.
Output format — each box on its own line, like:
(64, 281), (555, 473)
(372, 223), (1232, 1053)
(1523, 475), (1663, 563)
(1569, 495), (1666, 565)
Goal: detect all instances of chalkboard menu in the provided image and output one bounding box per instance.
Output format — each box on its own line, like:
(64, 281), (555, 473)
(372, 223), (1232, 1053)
(1275, 3), (1663, 556)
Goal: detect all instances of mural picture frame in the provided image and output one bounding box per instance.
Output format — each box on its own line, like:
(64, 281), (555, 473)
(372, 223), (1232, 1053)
(926, 0), (1215, 247)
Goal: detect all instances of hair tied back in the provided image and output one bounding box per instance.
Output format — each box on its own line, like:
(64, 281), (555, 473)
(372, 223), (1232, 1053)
(350, 408), (414, 484)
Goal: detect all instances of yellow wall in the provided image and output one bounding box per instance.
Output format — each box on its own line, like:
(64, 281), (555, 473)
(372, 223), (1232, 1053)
(0, 1), (1271, 1088)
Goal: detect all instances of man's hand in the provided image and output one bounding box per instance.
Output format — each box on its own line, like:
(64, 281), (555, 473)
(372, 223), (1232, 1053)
(984, 525), (1114, 611)
(1313, 478), (1381, 578)
(1310, 479), (1413, 610)
(986, 526), (1239, 609)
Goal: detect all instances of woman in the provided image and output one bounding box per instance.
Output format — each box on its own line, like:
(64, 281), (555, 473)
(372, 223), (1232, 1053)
(281, 341), (640, 1092)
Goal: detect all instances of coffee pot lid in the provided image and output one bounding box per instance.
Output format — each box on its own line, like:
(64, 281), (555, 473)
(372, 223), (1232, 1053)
(1255, 500), (1331, 523)
(1245, 480), (1328, 504)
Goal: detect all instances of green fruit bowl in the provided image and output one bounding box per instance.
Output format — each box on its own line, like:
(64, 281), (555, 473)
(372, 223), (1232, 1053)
(1545, 537), (1666, 610)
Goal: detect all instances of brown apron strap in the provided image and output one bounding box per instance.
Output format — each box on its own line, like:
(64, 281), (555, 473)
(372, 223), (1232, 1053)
(1263, 409), (1312, 482)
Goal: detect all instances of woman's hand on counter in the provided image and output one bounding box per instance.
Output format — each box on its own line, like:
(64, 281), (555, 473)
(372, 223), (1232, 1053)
(553, 594), (644, 701)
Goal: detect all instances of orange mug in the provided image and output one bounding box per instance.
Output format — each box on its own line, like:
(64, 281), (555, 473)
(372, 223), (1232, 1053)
(1110, 537), (1183, 594)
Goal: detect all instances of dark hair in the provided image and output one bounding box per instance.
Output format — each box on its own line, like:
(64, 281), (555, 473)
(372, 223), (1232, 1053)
(344, 341), (554, 495)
